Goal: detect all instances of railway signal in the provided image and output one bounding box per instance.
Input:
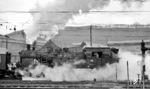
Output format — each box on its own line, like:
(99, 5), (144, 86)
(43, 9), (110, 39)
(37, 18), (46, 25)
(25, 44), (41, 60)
(141, 40), (150, 89)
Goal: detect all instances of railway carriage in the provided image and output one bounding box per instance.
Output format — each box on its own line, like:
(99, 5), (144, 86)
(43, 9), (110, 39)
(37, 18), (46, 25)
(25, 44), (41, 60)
(0, 48), (14, 78)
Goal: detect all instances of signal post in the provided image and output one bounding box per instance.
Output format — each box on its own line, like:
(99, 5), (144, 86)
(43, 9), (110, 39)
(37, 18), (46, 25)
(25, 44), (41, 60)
(141, 40), (150, 89)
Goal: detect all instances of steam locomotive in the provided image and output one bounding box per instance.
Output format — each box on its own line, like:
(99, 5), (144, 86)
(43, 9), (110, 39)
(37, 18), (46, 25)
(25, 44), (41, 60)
(19, 46), (119, 69)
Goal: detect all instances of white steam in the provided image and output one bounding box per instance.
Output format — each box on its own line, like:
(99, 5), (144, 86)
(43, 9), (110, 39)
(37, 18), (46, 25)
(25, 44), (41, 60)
(22, 63), (116, 81)
(28, 0), (150, 41)
(66, 0), (150, 26)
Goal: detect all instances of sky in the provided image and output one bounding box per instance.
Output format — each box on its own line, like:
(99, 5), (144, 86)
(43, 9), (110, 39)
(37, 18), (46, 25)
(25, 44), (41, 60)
(0, 0), (149, 42)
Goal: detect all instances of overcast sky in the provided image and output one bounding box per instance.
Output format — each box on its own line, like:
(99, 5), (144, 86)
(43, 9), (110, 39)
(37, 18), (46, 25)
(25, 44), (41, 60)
(0, 0), (149, 42)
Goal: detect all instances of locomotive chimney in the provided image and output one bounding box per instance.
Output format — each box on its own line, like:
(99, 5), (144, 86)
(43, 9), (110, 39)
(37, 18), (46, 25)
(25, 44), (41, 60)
(27, 44), (31, 50)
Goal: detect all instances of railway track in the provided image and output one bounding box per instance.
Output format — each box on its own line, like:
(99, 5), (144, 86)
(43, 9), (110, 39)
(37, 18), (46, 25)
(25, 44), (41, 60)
(1, 80), (150, 89)
(0, 80), (119, 89)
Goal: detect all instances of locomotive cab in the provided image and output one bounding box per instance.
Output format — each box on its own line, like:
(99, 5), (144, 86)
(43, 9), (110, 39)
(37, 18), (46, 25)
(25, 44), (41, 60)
(76, 47), (119, 68)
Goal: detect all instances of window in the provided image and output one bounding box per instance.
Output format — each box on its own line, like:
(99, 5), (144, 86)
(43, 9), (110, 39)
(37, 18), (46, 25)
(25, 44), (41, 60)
(92, 52), (102, 58)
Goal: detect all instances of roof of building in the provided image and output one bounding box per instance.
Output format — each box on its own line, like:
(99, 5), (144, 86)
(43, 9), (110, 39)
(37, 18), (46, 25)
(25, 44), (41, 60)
(39, 40), (60, 51)
(6, 30), (26, 42)
(69, 41), (86, 48)
(7, 30), (25, 37)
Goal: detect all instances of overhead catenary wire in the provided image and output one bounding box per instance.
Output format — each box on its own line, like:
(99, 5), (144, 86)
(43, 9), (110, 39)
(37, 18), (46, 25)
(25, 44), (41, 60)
(0, 10), (150, 13)
(0, 10), (149, 24)
(0, 10), (149, 31)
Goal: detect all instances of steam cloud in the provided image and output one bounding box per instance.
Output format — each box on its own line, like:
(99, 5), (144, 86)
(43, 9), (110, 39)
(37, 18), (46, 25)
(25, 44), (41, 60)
(19, 50), (150, 81)
(27, 0), (150, 41)
(28, 0), (109, 41)
(22, 62), (116, 81)
(66, 0), (150, 26)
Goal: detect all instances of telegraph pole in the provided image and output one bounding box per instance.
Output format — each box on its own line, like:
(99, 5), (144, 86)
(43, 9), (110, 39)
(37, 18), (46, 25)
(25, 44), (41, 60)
(116, 64), (118, 81)
(127, 61), (129, 89)
(90, 25), (92, 47)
